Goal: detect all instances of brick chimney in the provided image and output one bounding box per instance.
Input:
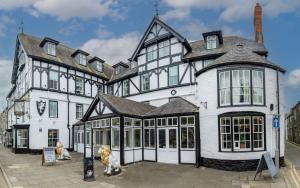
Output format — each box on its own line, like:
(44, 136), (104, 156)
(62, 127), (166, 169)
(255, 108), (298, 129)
(254, 2), (263, 43)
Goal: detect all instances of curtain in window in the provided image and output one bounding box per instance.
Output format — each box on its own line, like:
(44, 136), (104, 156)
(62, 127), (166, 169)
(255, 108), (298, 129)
(219, 71), (231, 106)
(232, 70), (250, 104)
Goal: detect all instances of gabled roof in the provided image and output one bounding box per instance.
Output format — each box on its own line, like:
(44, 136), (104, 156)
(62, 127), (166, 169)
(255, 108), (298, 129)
(129, 16), (191, 62)
(202, 30), (223, 44)
(39, 37), (59, 47)
(195, 43), (285, 76)
(88, 56), (105, 64)
(112, 61), (129, 68)
(71, 49), (89, 57)
(14, 33), (113, 83)
(144, 98), (198, 117)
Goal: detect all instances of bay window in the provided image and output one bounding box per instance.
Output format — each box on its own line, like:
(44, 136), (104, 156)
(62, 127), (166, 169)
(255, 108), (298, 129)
(111, 118), (120, 149)
(144, 119), (155, 148)
(180, 116), (195, 149)
(218, 69), (264, 106)
(219, 114), (265, 152)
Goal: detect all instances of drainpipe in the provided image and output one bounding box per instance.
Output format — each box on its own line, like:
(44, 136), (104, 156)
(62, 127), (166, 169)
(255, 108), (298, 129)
(67, 68), (71, 149)
(275, 69), (280, 169)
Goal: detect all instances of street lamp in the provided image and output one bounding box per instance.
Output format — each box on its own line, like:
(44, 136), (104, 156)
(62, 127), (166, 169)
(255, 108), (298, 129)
(83, 121), (95, 181)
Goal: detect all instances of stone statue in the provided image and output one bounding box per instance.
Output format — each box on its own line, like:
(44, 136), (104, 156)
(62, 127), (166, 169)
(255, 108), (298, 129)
(55, 142), (71, 160)
(98, 145), (121, 175)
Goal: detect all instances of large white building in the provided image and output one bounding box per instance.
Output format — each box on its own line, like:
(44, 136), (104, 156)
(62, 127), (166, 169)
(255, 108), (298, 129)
(7, 3), (285, 170)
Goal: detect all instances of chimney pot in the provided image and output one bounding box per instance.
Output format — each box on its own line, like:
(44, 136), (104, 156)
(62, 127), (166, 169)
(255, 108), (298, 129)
(254, 2), (263, 43)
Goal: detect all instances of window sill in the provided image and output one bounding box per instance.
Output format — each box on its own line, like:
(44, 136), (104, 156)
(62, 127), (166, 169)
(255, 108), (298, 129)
(219, 149), (266, 153)
(218, 104), (266, 108)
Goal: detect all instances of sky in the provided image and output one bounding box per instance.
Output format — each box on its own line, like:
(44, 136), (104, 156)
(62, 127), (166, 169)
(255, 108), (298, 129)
(0, 0), (299, 113)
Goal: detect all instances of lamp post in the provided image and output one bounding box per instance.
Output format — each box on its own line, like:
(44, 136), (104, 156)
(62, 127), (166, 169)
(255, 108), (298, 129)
(83, 121), (95, 181)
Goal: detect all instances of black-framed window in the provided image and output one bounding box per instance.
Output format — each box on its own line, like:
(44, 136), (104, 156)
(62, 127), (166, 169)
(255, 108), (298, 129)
(75, 77), (84, 95)
(49, 100), (58, 118)
(158, 40), (170, 58)
(123, 79), (130, 96)
(48, 129), (59, 147)
(218, 68), (265, 107)
(141, 74), (150, 91)
(49, 70), (58, 90)
(144, 119), (155, 148)
(76, 104), (83, 119)
(219, 113), (265, 152)
(180, 116), (195, 149)
(107, 85), (114, 95)
(146, 44), (157, 62)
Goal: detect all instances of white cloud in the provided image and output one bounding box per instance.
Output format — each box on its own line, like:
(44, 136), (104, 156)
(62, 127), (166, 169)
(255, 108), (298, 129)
(162, 8), (190, 21)
(162, 0), (300, 22)
(95, 25), (114, 39)
(0, 15), (14, 37)
(81, 32), (140, 65)
(58, 20), (84, 36)
(0, 0), (124, 21)
(286, 69), (300, 88)
(0, 59), (13, 110)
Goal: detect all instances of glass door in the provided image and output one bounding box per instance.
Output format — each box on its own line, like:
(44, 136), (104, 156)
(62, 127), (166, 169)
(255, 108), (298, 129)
(157, 127), (178, 164)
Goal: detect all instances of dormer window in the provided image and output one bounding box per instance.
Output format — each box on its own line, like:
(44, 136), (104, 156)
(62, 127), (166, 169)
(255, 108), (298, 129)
(45, 42), (56, 56)
(206, 35), (217, 49)
(96, 61), (103, 72)
(77, 54), (87, 66)
(115, 67), (121, 75)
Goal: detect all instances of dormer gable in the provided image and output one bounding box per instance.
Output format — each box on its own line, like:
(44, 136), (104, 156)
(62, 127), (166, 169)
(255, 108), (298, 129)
(202, 30), (223, 50)
(71, 49), (89, 66)
(40, 37), (59, 56)
(113, 61), (129, 75)
(129, 16), (191, 62)
(89, 56), (105, 72)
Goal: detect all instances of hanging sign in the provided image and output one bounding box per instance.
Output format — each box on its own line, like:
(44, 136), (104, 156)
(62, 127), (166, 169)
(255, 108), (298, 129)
(254, 152), (278, 181)
(42, 147), (56, 166)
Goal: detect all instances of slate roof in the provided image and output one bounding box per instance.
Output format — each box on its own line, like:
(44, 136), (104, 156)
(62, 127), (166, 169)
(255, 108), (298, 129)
(144, 97), (198, 117)
(183, 36), (268, 60)
(108, 65), (138, 83)
(18, 33), (114, 80)
(99, 94), (156, 116)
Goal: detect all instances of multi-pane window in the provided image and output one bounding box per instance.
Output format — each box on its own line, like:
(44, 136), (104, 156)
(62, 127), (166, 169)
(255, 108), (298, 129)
(45, 42), (56, 56)
(219, 71), (231, 106)
(98, 84), (104, 93)
(157, 118), (166, 127)
(253, 116), (264, 150)
(111, 118), (120, 149)
(76, 104), (83, 119)
(232, 70), (251, 105)
(168, 117), (178, 126)
(219, 115), (265, 152)
(206, 35), (217, 49)
(49, 100), (58, 118)
(17, 129), (28, 148)
(48, 129), (59, 147)
(220, 117), (232, 151)
(77, 54), (87, 66)
(159, 40), (170, 58)
(169, 66), (178, 86)
(95, 61), (103, 72)
(147, 45), (157, 61)
(218, 69), (264, 106)
(180, 116), (195, 149)
(85, 122), (91, 146)
(49, 71), (58, 90)
(75, 77), (84, 95)
(107, 85), (114, 95)
(123, 79), (130, 96)
(141, 74), (150, 91)
(252, 70), (264, 105)
(144, 119), (155, 148)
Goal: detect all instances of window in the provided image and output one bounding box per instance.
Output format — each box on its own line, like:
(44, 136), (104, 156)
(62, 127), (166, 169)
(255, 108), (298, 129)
(168, 117), (177, 126)
(115, 67), (121, 75)
(123, 79), (130, 96)
(107, 85), (114, 95)
(206, 35), (217, 49)
(98, 84), (104, 93)
(159, 40), (170, 58)
(77, 53), (87, 66)
(134, 129), (141, 147)
(219, 114), (265, 152)
(252, 70), (264, 105)
(49, 71), (58, 90)
(219, 71), (231, 106)
(125, 129), (132, 148)
(76, 104), (83, 119)
(144, 119), (155, 148)
(168, 66), (178, 86)
(48, 129), (59, 147)
(141, 74), (150, 91)
(232, 70), (251, 105)
(95, 61), (103, 72)
(49, 101), (58, 118)
(218, 69), (264, 106)
(157, 118), (166, 127)
(45, 42), (56, 56)
(147, 45), (157, 61)
(180, 116), (195, 149)
(111, 118), (120, 149)
(75, 77), (84, 95)
(17, 129), (28, 148)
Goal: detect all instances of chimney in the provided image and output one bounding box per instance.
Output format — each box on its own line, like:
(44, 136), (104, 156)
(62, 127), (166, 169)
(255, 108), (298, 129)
(254, 3), (263, 43)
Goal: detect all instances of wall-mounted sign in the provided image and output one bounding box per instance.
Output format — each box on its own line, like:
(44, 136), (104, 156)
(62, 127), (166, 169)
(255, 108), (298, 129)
(36, 100), (46, 116)
(42, 147), (56, 166)
(273, 116), (280, 128)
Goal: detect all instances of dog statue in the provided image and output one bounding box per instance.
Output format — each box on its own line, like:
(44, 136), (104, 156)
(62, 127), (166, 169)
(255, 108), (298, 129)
(56, 141), (64, 160)
(98, 145), (121, 176)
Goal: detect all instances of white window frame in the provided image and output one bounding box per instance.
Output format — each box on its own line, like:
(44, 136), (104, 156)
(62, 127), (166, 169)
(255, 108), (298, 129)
(252, 70), (264, 105)
(49, 100), (58, 118)
(180, 116), (195, 150)
(219, 117), (232, 151)
(146, 44), (157, 62)
(143, 119), (155, 149)
(168, 66), (178, 86)
(167, 117), (178, 126)
(111, 117), (120, 149)
(206, 35), (217, 49)
(77, 53), (87, 66)
(96, 61), (103, 72)
(141, 74), (150, 91)
(49, 70), (58, 90)
(233, 116), (252, 152)
(219, 71), (231, 106)
(45, 42), (56, 56)
(123, 79), (130, 96)
(75, 77), (84, 95)
(158, 40), (170, 58)
(76, 104), (83, 119)
(232, 70), (251, 105)
(253, 116), (264, 151)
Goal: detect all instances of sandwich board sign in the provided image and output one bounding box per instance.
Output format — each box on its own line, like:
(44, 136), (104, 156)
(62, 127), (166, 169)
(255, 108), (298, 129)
(254, 152), (278, 181)
(42, 147), (56, 166)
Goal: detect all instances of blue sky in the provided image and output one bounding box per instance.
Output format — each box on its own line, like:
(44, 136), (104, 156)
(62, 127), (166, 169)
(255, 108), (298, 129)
(0, 0), (299, 113)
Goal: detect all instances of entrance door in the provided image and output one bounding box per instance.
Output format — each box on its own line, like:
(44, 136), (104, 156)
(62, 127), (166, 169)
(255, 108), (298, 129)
(157, 128), (178, 164)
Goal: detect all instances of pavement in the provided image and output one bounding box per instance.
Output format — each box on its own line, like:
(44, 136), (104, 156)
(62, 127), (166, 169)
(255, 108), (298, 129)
(0, 145), (298, 188)
(285, 142), (300, 187)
